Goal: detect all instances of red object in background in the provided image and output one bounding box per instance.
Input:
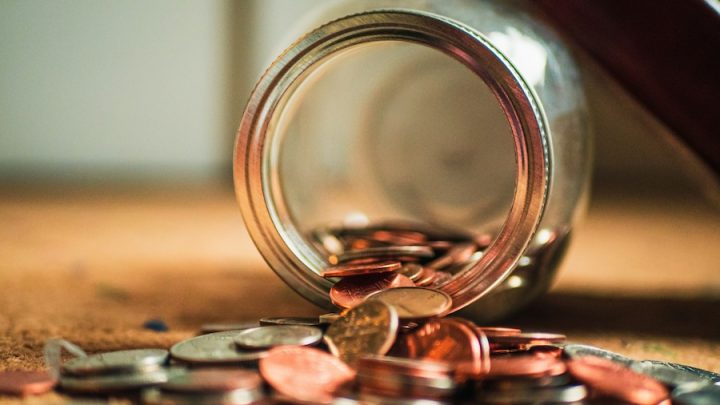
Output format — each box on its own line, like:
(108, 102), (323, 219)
(536, 0), (720, 175)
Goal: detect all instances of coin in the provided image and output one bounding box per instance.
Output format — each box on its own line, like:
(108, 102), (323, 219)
(233, 325), (323, 349)
(199, 321), (259, 334)
(487, 355), (567, 378)
(322, 261), (402, 278)
(319, 313), (341, 324)
(143, 387), (263, 405)
(397, 263), (424, 281)
(367, 287), (452, 319)
(60, 368), (171, 393)
(324, 300), (399, 365)
(329, 245), (434, 265)
(330, 273), (414, 309)
(562, 343), (634, 366)
(170, 331), (267, 365)
(61, 348), (168, 376)
(478, 383), (588, 404)
(260, 346), (356, 404)
(259, 317), (322, 327)
(477, 326), (522, 336)
(401, 319), (483, 374)
(0, 370), (56, 396)
(632, 360), (718, 387)
(673, 383), (720, 405)
(161, 368), (262, 393)
(488, 332), (566, 351)
(567, 356), (669, 404)
(426, 242), (477, 270)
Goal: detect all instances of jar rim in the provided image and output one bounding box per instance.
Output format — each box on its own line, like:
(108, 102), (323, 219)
(234, 9), (551, 313)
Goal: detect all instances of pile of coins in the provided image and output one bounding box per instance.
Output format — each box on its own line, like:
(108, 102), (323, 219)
(311, 222), (493, 307)
(2, 223), (718, 403)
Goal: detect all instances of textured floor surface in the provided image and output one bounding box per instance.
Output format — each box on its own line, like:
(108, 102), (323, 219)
(0, 181), (718, 403)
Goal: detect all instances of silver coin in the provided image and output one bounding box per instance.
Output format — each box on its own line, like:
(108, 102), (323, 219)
(478, 383), (588, 403)
(562, 343), (634, 366)
(632, 360), (717, 387)
(259, 317), (322, 327)
(162, 368), (262, 394)
(60, 368), (171, 393)
(144, 387), (264, 405)
(170, 331), (267, 365)
(366, 287), (452, 319)
(673, 382), (720, 405)
(331, 245), (434, 264)
(199, 321), (259, 335)
(233, 325), (323, 349)
(61, 349), (168, 376)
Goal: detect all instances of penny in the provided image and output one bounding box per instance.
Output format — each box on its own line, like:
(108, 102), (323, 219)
(366, 287), (452, 319)
(324, 300), (399, 366)
(330, 273), (414, 309)
(329, 245), (434, 265)
(322, 261), (402, 278)
(62, 349), (168, 376)
(199, 321), (259, 334)
(562, 343), (634, 366)
(60, 368), (172, 393)
(477, 326), (522, 336)
(402, 319), (483, 374)
(260, 346), (355, 404)
(413, 267), (437, 286)
(488, 332), (566, 351)
(428, 271), (453, 288)
(233, 325), (323, 349)
(487, 355), (567, 378)
(162, 368), (262, 393)
(397, 263), (424, 281)
(567, 356), (669, 404)
(259, 317), (322, 327)
(426, 242), (477, 270)
(170, 331), (267, 365)
(0, 370), (56, 396)
(367, 230), (427, 245)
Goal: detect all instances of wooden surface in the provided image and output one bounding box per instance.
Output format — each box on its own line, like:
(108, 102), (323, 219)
(0, 181), (718, 402)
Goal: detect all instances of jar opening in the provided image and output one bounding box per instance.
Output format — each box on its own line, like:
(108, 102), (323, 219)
(235, 10), (550, 313)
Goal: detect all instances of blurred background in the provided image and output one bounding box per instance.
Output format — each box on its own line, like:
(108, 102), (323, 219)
(0, 0), (714, 191)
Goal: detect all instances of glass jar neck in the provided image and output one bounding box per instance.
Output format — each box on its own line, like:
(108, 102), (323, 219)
(234, 9), (551, 313)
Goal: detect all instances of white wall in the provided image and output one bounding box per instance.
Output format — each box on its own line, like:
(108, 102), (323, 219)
(0, 0), (249, 180)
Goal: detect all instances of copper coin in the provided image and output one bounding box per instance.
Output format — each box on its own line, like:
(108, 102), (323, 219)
(428, 271), (453, 288)
(0, 370), (56, 396)
(368, 230), (427, 245)
(259, 346), (355, 404)
(366, 287), (452, 320)
(357, 355), (452, 379)
(322, 261), (401, 278)
(567, 356), (669, 405)
(397, 263), (425, 282)
(402, 319), (482, 373)
(426, 242), (477, 270)
(329, 245), (434, 265)
(329, 273), (414, 309)
(477, 326), (522, 336)
(489, 332), (566, 351)
(162, 368), (261, 393)
(452, 318), (491, 376)
(413, 267), (437, 286)
(488, 355), (567, 378)
(324, 300), (399, 366)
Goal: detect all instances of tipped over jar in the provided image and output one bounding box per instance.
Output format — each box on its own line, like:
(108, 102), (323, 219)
(234, 0), (591, 322)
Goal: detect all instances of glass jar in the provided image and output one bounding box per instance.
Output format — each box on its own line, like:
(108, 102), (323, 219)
(234, 0), (591, 322)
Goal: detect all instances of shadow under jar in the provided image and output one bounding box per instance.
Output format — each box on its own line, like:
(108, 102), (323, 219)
(234, 0), (591, 322)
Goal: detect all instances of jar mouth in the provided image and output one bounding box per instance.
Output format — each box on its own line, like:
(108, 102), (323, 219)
(234, 9), (550, 313)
